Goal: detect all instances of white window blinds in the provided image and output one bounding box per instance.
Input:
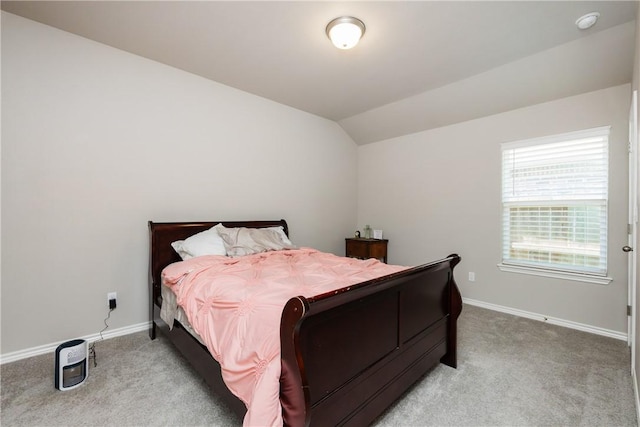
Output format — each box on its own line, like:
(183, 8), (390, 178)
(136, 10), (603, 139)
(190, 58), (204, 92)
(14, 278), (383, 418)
(501, 126), (610, 276)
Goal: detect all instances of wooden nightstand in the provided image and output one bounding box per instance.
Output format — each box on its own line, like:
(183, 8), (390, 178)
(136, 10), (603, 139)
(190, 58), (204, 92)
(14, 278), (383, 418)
(345, 238), (388, 263)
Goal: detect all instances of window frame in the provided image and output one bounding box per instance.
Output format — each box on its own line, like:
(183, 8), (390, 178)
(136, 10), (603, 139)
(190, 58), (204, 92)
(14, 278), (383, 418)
(497, 126), (613, 285)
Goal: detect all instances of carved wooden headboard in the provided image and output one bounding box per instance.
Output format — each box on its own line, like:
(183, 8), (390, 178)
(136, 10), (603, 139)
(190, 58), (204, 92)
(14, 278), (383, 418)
(148, 219), (289, 306)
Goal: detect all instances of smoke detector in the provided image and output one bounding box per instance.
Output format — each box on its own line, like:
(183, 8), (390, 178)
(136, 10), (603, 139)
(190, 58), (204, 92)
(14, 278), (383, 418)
(575, 12), (600, 30)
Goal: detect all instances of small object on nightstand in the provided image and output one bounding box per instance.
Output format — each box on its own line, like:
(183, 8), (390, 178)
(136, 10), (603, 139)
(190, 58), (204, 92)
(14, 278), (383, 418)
(363, 224), (372, 239)
(345, 237), (388, 263)
(355, 230), (360, 238)
(373, 229), (383, 239)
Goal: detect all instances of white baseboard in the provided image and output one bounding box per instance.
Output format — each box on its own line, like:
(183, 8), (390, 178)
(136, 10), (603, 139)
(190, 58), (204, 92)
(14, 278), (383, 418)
(2, 300), (627, 364)
(463, 298), (627, 341)
(0, 321), (151, 365)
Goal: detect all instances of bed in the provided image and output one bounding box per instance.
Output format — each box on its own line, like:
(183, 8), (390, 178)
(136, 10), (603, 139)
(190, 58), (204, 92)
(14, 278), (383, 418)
(148, 219), (462, 426)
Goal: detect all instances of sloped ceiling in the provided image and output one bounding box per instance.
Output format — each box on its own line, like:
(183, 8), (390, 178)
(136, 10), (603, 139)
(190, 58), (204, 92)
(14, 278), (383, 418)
(2, 1), (638, 144)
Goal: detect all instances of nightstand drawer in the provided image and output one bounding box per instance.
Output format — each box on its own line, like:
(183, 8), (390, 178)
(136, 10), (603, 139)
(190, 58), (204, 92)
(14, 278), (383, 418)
(345, 238), (388, 263)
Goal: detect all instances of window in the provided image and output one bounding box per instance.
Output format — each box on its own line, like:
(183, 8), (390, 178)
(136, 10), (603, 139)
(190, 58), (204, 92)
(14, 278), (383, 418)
(499, 126), (612, 284)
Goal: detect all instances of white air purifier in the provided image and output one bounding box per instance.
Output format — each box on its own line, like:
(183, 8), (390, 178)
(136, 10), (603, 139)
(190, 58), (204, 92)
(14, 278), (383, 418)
(55, 339), (88, 391)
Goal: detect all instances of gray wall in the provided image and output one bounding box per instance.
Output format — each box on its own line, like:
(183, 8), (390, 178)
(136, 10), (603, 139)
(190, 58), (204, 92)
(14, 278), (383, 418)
(1, 10), (636, 359)
(358, 84), (631, 334)
(1, 13), (358, 355)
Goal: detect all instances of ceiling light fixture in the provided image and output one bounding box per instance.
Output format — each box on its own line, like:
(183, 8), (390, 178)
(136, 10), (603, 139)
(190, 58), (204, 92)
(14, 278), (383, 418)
(326, 16), (365, 50)
(575, 12), (600, 30)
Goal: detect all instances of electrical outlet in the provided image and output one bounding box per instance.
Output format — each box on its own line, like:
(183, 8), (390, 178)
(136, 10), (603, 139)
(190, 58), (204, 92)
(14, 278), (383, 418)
(468, 272), (476, 282)
(107, 292), (117, 309)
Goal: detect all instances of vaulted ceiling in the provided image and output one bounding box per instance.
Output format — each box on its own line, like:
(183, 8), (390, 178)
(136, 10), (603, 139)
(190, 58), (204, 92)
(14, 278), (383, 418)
(2, 1), (638, 144)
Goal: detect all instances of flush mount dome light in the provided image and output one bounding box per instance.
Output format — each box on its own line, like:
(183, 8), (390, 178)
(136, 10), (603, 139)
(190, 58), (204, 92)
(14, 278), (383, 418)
(326, 16), (365, 49)
(575, 12), (600, 30)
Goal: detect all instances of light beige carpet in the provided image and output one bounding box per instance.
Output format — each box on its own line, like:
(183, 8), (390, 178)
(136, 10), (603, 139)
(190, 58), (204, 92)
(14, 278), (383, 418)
(1, 305), (637, 426)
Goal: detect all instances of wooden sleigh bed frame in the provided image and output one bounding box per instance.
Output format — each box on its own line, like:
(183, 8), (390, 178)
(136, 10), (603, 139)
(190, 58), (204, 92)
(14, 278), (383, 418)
(149, 219), (462, 426)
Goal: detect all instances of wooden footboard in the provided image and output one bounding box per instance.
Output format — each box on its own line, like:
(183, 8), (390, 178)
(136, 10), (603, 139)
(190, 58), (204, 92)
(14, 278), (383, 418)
(280, 254), (462, 427)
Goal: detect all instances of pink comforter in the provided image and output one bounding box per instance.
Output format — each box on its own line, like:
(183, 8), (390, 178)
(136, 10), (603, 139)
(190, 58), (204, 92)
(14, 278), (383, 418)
(162, 247), (407, 426)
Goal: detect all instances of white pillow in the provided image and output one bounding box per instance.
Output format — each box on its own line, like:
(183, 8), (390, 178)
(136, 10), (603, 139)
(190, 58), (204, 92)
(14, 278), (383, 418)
(216, 226), (296, 257)
(171, 224), (227, 260)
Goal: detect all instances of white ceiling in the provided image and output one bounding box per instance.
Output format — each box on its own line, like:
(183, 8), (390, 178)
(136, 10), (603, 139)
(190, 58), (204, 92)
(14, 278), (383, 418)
(2, 1), (638, 144)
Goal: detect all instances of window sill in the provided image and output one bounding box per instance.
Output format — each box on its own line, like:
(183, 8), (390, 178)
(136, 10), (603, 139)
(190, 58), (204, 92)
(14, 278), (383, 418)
(497, 263), (613, 285)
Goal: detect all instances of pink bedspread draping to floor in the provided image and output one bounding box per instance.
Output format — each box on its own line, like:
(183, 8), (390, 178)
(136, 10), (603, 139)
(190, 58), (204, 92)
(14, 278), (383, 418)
(162, 248), (406, 426)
